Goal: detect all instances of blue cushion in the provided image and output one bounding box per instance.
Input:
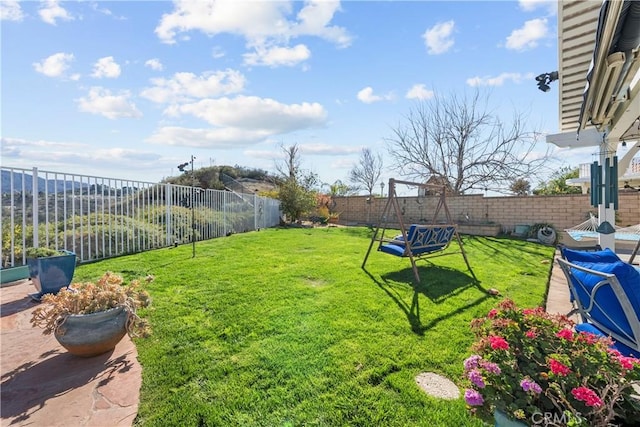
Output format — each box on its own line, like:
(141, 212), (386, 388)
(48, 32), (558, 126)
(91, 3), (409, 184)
(562, 247), (621, 264)
(380, 243), (406, 257)
(390, 234), (405, 246)
(406, 225), (420, 241)
(412, 244), (446, 255)
(570, 261), (640, 342)
(575, 322), (640, 358)
(380, 242), (446, 257)
(380, 225), (456, 257)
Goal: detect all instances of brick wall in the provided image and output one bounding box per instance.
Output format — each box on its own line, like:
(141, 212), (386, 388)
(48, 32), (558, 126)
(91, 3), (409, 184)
(333, 192), (640, 232)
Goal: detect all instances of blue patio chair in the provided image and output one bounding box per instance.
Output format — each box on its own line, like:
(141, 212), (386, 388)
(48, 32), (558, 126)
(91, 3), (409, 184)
(557, 252), (640, 357)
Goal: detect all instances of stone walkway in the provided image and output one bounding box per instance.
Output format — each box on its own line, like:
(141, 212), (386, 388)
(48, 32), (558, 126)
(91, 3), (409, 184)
(1, 280), (141, 427)
(545, 249), (576, 317)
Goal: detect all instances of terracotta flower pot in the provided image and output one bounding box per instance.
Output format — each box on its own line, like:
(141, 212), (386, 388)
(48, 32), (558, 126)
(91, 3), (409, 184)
(54, 306), (128, 357)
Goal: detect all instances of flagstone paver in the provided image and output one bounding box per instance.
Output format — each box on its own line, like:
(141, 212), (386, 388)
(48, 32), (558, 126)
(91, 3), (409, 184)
(1, 280), (141, 427)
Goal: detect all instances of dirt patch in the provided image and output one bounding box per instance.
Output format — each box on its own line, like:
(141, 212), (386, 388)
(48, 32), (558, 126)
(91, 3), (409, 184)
(415, 372), (460, 400)
(303, 277), (327, 287)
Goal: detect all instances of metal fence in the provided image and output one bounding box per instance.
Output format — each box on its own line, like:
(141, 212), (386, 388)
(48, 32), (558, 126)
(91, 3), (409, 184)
(1, 167), (281, 267)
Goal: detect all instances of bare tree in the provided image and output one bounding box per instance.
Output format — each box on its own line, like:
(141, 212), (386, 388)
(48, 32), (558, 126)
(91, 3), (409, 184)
(274, 143), (318, 221)
(349, 148), (384, 196)
(385, 90), (552, 195)
(275, 143), (302, 180)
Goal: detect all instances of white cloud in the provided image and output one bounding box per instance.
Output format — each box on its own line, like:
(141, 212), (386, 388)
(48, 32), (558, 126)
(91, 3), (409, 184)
(212, 46), (225, 59)
(90, 2), (126, 20)
(148, 96), (328, 148)
(91, 147), (162, 163)
(466, 72), (535, 87)
(33, 52), (74, 78)
(2, 136), (84, 150)
(91, 56), (121, 78)
(76, 87), (142, 119)
(330, 157), (357, 170)
(290, 1), (351, 48)
(244, 149), (282, 160)
(1, 137), (165, 173)
(167, 95), (327, 131)
(519, 0), (557, 15)
(146, 126), (273, 148)
(1, 138), (23, 158)
(39, 0), (73, 25)
(140, 69), (246, 104)
(1, 1), (24, 21)
(0, 136), (83, 161)
(357, 87), (392, 104)
(298, 143), (361, 156)
(153, 1), (350, 74)
(423, 20), (455, 55)
(155, 0), (287, 43)
(154, 0), (351, 50)
(243, 43), (311, 67)
(406, 84), (434, 100)
(145, 58), (164, 71)
(505, 18), (549, 51)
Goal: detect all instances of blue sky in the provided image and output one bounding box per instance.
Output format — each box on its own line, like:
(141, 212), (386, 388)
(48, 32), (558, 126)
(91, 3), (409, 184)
(2, 0), (589, 191)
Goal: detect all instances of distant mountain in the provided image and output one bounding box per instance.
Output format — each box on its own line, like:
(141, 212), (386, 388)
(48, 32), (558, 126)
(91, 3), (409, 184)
(1, 170), (87, 193)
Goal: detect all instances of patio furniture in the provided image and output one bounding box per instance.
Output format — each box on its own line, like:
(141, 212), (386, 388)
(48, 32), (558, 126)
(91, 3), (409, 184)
(557, 248), (640, 357)
(630, 238), (639, 265)
(362, 178), (472, 283)
(565, 213), (640, 243)
(378, 224), (456, 257)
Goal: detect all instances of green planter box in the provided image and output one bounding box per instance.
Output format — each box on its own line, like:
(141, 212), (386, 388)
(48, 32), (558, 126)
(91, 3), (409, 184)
(0, 265), (30, 286)
(458, 223), (502, 237)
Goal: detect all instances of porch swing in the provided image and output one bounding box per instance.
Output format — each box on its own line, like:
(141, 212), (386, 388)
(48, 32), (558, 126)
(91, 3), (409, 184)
(361, 178), (472, 283)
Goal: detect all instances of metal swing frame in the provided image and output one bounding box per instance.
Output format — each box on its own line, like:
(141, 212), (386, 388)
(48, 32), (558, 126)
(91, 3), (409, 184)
(362, 178), (472, 283)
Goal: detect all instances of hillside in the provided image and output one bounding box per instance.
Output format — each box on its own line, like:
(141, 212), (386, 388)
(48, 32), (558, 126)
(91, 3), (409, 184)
(1, 170), (86, 194)
(163, 165), (279, 194)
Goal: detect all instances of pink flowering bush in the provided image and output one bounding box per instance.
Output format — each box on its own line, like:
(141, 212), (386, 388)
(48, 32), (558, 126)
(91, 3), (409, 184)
(463, 299), (640, 426)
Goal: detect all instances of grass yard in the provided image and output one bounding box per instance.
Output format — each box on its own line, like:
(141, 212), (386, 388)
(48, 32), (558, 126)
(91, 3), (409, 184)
(72, 226), (555, 426)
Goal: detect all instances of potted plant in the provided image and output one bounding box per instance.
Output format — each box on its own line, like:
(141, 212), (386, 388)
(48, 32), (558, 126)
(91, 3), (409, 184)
(528, 223), (557, 245)
(463, 299), (640, 427)
(25, 247), (77, 300)
(327, 211), (341, 224)
(30, 272), (152, 357)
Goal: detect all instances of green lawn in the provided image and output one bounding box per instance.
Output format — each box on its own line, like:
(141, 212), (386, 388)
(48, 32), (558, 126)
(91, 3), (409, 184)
(72, 226), (555, 426)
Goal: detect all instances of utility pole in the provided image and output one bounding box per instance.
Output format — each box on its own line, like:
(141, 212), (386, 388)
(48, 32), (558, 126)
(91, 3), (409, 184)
(178, 155), (197, 258)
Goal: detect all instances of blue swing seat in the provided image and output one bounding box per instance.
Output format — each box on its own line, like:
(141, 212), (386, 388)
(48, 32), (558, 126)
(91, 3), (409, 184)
(380, 224), (456, 257)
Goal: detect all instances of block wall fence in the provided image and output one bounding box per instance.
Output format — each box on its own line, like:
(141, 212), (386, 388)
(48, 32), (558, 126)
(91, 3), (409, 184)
(332, 192), (640, 234)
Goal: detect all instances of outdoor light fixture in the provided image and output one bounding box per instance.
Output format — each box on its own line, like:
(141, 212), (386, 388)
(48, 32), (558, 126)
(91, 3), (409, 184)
(535, 71), (559, 92)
